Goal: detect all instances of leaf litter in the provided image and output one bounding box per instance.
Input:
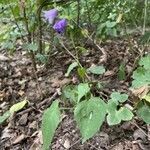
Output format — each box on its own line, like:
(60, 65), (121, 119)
(0, 36), (150, 150)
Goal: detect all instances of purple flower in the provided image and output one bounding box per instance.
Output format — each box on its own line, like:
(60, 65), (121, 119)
(53, 19), (67, 34)
(43, 9), (58, 24)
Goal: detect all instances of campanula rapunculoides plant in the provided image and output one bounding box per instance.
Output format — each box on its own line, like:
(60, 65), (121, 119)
(43, 8), (58, 24)
(43, 8), (67, 34)
(53, 19), (67, 34)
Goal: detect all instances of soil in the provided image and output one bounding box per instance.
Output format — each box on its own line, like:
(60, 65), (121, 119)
(0, 36), (150, 150)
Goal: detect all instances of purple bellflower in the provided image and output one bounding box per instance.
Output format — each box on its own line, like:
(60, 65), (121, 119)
(43, 9), (58, 24)
(53, 19), (67, 34)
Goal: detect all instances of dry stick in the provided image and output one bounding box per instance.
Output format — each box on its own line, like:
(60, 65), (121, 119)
(68, 138), (82, 149)
(17, 91), (58, 116)
(131, 121), (148, 137)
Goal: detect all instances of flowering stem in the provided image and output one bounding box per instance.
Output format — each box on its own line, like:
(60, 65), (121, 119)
(58, 37), (91, 81)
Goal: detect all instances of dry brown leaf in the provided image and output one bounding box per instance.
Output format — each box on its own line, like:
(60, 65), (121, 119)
(131, 85), (150, 99)
(0, 54), (9, 61)
(29, 131), (42, 150)
(18, 113), (28, 125)
(0, 90), (6, 101)
(51, 78), (71, 88)
(12, 134), (25, 144)
(104, 70), (115, 76)
(63, 138), (70, 149)
(18, 90), (25, 96)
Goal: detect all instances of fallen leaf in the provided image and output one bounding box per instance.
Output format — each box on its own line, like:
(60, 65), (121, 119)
(18, 113), (28, 125)
(0, 54), (9, 61)
(9, 99), (28, 114)
(18, 90), (25, 96)
(131, 85), (150, 99)
(63, 138), (70, 149)
(133, 129), (146, 141)
(13, 134), (25, 144)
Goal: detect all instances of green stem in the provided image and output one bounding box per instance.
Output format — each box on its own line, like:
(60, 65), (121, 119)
(143, 0), (148, 35)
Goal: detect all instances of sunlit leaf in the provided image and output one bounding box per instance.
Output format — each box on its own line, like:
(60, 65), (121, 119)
(137, 102), (150, 124)
(110, 92), (128, 103)
(0, 111), (11, 124)
(74, 97), (107, 142)
(9, 100), (27, 114)
(77, 83), (90, 102)
(42, 101), (61, 150)
(88, 65), (105, 75)
(65, 62), (78, 77)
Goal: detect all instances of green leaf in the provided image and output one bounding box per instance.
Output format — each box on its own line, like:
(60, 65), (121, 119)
(137, 103), (150, 124)
(77, 67), (86, 79)
(117, 107), (134, 121)
(74, 97), (107, 142)
(23, 43), (38, 52)
(107, 105), (133, 126)
(77, 83), (90, 102)
(0, 111), (11, 124)
(132, 55), (150, 88)
(36, 53), (47, 63)
(142, 94), (150, 103)
(110, 92), (128, 103)
(9, 100), (27, 114)
(139, 55), (150, 70)
(42, 101), (61, 150)
(107, 93), (133, 126)
(65, 62), (78, 77)
(87, 65), (105, 75)
(76, 46), (87, 53)
(62, 85), (78, 103)
(107, 112), (120, 125)
(106, 21), (117, 28)
(132, 68), (150, 88)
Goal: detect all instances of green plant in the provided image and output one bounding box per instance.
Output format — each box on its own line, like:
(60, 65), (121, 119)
(132, 54), (150, 88)
(41, 80), (135, 149)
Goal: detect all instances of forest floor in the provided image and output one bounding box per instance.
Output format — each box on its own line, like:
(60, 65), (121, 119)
(0, 35), (150, 150)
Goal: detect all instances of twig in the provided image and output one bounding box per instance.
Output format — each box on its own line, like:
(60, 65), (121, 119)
(131, 121), (148, 137)
(67, 138), (82, 149)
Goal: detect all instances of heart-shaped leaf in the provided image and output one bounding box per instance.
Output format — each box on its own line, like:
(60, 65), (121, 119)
(74, 97), (107, 142)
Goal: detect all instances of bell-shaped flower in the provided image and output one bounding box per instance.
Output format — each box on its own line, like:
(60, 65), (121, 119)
(53, 19), (67, 34)
(43, 9), (58, 24)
